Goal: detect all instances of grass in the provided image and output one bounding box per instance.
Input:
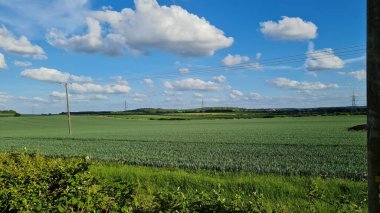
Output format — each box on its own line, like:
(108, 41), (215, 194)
(0, 115), (366, 179)
(91, 163), (367, 212)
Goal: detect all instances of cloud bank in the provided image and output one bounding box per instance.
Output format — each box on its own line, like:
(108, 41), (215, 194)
(268, 77), (338, 90)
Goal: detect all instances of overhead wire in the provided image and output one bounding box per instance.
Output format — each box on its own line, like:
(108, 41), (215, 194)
(86, 44), (366, 83)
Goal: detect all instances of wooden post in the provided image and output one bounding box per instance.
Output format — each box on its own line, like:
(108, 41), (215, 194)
(65, 83), (72, 136)
(367, 0), (380, 211)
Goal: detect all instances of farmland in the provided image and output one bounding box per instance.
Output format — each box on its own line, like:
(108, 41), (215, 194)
(0, 115), (366, 179)
(0, 114), (367, 211)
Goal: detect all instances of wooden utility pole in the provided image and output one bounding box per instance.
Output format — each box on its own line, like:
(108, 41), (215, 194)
(65, 83), (72, 136)
(367, 0), (380, 211)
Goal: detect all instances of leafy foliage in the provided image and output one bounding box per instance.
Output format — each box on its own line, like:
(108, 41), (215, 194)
(0, 153), (271, 212)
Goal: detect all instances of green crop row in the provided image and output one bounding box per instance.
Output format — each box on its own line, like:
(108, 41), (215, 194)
(0, 115), (367, 180)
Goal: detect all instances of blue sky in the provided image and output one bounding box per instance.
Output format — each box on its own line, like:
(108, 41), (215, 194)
(0, 0), (366, 114)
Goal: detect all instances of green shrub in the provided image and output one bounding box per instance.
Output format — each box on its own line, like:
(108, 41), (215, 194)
(0, 153), (267, 212)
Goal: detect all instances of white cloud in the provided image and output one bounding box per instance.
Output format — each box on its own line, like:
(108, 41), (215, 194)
(163, 78), (220, 91)
(50, 91), (108, 101)
(49, 0), (233, 57)
(193, 92), (203, 98)
(132, 92), (146, 98)
(305, 42), (345, 71)
(70, 82), (131, 94)
(229, 90), (264, 101)
(249, 92), (264, 100)
(101, 5), (113, 11)
(0, 53), (6, 69)
(245, 62), (263, 71)
(20, 67), (92, 83)
(163, 90), (183, 96)
(50, 91), (67, 99)
(112, 76), (129, 85)
(199, 98), (223, 103)
(268, 77), (338, 90)
(21, 67), (70, 83)
(0, 0), (90, 36)
(338, 70), (366, 80)
(256, 52), (262, 60)
(13, 60), (32, 67)
(179, 68), (190, 75)
(222, 54), (250, 66)
(0, 92), (12, 103)
(260, 16), (317, 40)
(0, 26), (47, 59)
(69, 75), (93, 83)
(47, 17), (126, 56)
(229, 90), (245, 99)
(212, 75), (226, 83)
(32, 96), (49, 103)
(144, 78), (154, 87)
(345, 55), (366, 64)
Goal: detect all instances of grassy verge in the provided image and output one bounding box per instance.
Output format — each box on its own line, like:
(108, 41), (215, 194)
(91, 163), (367, 212)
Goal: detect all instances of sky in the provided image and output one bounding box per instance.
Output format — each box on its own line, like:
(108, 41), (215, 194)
(0, 0), (366, 114)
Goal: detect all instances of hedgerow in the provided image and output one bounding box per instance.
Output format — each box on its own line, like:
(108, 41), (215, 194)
(0, 152), (268, 212)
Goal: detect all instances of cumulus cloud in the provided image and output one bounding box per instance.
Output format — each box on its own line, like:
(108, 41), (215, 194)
(13, 60), (32, 67)
(49, 0), (233, 57)
(268, 77), (338, 90)
(0, 53), (6, 69)
(163, 78), (220, 91)
(70, 75), (93, 83)
(222, 54), (249, 66)
(20, 67), (92, 83)
(305, 42), (345, 71)
(47, 17), (126, 56)
(179, 68), (190, 75)
(0, 26), (47, 59)
(229, 90), (245, 99)
(338, 70), (366, 80)
(229, 90), (264, 101)
(144, 78), (154, 87)
(260, 16), (317, 40)
(212, 75), (226, 83)
(21, 67), (70, 83)
(70, 82), (131, 94)
(50, 91), (108, 102)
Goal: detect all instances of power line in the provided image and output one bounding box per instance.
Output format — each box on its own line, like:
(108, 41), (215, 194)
(87, 45), (365, 83)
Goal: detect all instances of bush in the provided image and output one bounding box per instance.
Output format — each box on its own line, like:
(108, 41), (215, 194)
(0, 153), (267, 212)
(0, 153), (129, 212)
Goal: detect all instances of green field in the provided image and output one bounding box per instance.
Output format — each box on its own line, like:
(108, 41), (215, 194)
(0, 115), (368, 211)
(0, 115), (366, 179)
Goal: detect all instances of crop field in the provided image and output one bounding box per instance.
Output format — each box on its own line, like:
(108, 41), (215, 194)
(0, 115), (366, 180)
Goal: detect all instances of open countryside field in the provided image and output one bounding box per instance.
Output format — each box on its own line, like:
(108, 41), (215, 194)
(0, 114), (368, 211)
(0, 115), (366, 179)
